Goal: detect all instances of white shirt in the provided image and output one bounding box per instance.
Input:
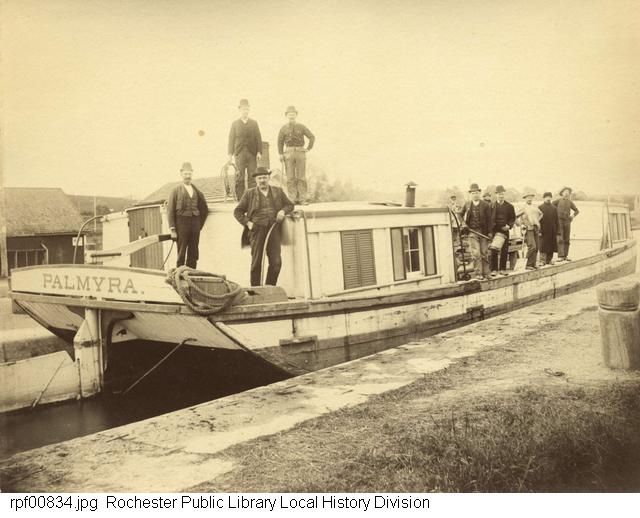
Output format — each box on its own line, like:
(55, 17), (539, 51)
(183, 184), (194, 197)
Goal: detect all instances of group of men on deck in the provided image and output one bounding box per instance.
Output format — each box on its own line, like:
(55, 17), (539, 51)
(457, 184), (579, 280)
(168, 99), (312, 286)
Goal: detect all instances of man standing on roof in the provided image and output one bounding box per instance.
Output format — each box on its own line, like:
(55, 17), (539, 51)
(489, 185), (516, 277)
(539, 191), (559, 265)
(460, 183), (491, 279)
(519, 190), (543, 270)
(553, 187), (579, 261)
(278, 106), (315, 205)
(228, 99), (263, 201)
(167, 162), (209, 269)
(234, 167), (295, 286)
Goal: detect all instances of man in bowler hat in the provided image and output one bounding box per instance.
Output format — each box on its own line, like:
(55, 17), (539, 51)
(233, 167), (295, 286)
(167, 162), (209, 269)
(460, 183), (492, 279)
(552, 187), (579, 261)
(539, 191), (560, 265)
(489, 185), (516, 277)
(228, 99), (263, 200)
(277, 106), (315, 204)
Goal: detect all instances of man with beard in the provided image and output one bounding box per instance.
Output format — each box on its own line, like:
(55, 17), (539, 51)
(234, 167), (295, 286)
(460, 183), (492, 279)
(489, 185), (516, 277)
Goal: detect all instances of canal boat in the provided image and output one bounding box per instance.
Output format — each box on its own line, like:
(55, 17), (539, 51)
(4, 186), (636, 411)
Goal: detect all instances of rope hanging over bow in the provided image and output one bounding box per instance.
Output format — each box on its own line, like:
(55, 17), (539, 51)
(165, 266), (246, 315)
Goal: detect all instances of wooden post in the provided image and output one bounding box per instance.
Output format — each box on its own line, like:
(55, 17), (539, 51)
(0, 166), (8, 278)
(597, 278), (640, 369)
(73, 308), (104, 397)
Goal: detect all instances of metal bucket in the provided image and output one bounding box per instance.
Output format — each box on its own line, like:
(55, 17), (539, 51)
(489, 233), (506, 250)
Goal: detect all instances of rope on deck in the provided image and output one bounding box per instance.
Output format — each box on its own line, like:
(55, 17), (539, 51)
(165, 266), (246, 315)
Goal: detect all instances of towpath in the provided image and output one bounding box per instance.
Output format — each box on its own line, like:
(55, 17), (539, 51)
(3, 276), (639, 492)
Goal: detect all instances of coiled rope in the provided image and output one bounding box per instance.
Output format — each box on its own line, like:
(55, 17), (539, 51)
(165, 266), (246, 315)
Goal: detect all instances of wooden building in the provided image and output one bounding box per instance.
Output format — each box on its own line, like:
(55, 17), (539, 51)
(3, 188), (85, 274)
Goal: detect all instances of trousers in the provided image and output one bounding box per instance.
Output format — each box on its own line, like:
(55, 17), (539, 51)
(467, 233), (490, 277)
(557, 219), (571, 258)
(490, 231), (509, 271)
(176, 215), (201, 269)
(524, 228), (539, 268)
(249, 223), (282, 286)
(284, 147), (307, 203)
(235, 148), (257, 200)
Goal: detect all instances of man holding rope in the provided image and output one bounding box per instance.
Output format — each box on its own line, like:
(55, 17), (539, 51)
(234, 167), (295, 286)
(460, 183), (492, 280)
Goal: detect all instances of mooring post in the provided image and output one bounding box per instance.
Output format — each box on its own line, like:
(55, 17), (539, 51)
(73, 308), (104, 397)
(596, 277), (640, 370)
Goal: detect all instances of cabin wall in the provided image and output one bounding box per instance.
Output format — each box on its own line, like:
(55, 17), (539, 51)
(100, 212), (130, 267)
(305, 211), (455, 298)
(565, 202), (630, 259)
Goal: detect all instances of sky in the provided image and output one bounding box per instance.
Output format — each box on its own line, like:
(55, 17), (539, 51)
(2, 0), (639, 199)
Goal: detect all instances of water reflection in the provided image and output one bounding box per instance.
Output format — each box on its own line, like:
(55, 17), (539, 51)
(0, 341), (288, 459)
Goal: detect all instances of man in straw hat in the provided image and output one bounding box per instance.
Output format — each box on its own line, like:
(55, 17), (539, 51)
(233, 167), (295, 286)
(539, 191), (559, 265)
(518, 189), (543, 270)
(228, 99), (263, 200)
(552, 187), (579, 261)
(488, 185), (516, 277)
(167, 162), (209, 269)
(460, 183), (492, 279)
(277, 105), (315, 205)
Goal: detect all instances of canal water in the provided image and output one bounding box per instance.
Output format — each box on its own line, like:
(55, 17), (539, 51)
(0, 341), (288, 459)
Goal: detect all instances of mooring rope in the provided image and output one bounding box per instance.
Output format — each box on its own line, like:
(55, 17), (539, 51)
(165, 266), (246, 315)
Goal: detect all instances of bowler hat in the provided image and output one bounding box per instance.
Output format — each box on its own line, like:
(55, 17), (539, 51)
(495, 185), (506, 194)
(559, 186), (572, 195)
(285, 105), (298, 115)
(238, 98), (250, 108)
(180, 162), (193, 172)
(543, 191), (553, 198)
(468, 183), (481, 193)
(252, 167), (271, 178)
(522, 189), (535, 198)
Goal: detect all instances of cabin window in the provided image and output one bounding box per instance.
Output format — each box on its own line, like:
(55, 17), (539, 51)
(341, 230), (377, 289)
(390, 226), (438, 281)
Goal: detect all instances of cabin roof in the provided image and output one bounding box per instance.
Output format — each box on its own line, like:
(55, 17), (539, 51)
(137, 176), (231, 206)
(207, 200), (449, 217)
(5, 188), (85, 237)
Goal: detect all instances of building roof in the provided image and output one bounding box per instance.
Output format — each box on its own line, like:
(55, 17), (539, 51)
(70, 195), (136, 215)
(137, 176), (231, 206)
(5, 188), (85, 237)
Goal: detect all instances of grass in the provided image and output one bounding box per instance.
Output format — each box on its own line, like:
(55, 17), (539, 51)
(199, 380), (640, 492)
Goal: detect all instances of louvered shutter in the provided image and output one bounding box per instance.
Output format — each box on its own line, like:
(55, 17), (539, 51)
(357, 230), (376, 287)
(390, 228), (406, 281)
(422, 226), (437, 275)
(341, 230), (377, 289)
(341, 231), (361, 289)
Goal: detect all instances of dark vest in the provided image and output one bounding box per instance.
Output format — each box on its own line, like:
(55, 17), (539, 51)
(181, 190), (200, 217)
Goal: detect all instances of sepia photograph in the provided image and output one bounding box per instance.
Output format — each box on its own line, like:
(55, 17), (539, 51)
(1, 0), (639, 502)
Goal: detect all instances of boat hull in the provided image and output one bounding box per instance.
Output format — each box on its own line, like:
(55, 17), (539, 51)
(10, 240), (637, 375)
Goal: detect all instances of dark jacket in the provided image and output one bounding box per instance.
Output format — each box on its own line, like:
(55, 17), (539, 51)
(539, 201), (560, 253)
(490, 200), (516, 235)
(460, 200), (492, 236)
(228, 118), (262, 156)
(166, 184), (209, 229)
(234, 186), (295, 247)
